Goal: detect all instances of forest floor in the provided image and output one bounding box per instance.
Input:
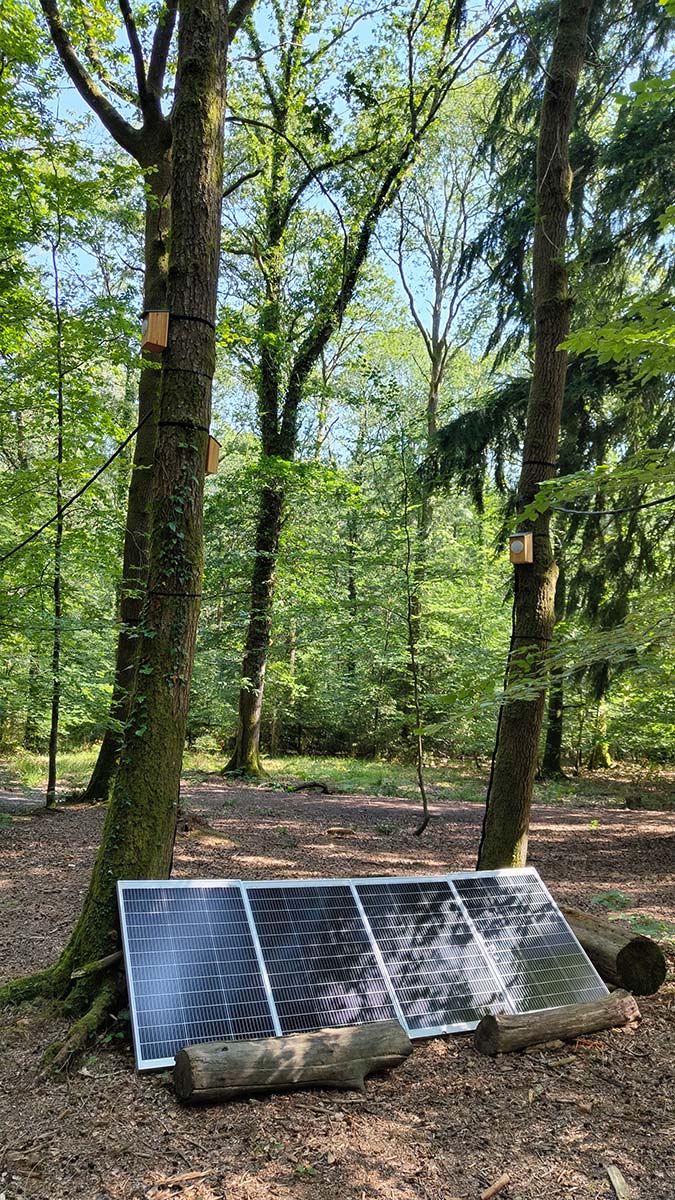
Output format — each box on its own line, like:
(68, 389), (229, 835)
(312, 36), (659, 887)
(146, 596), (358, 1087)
(0, 769), (674, 1200)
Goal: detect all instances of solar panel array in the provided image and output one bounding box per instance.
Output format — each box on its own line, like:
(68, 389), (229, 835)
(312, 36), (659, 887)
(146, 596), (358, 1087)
(118, 869), (608, 1070)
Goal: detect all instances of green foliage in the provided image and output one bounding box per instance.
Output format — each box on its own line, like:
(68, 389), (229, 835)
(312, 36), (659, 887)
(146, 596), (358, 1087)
(592, 890), (675, 944)
(0, 0), (674, 787)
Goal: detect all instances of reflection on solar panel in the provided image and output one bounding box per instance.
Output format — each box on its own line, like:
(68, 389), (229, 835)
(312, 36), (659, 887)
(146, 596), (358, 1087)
(452, 871), (607, 1011)
(118, 882), (277, 1069)
(355, 879), (508, 1034)
(118, 869), (608, 1070)
(246, 883), (398, 1034)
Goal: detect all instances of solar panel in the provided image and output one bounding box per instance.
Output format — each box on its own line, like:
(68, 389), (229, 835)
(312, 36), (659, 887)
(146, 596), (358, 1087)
(452, 870), (608, 1012)
(118, 882), (277, 1070)
(355, 878), (509, 1034)
(118, 869), (607, 1071)
(245, 882), (398, 1034)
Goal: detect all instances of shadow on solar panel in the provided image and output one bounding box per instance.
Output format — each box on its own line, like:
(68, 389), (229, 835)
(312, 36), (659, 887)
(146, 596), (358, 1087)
(452, 873), (608, 1012)
(246, 883), (398, 1034)
(355, 880), (508, 1033)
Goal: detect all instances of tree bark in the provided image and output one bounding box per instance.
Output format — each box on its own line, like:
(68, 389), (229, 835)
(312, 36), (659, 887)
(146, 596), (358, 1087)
(478, 0), (593, 869)
(541, 563), (567, 778)
(587, 701), (613, 769)
(474, 989), (640, 1056)
(24, 657), (42, 750)
(46, 239), (64, 810)
(225, 483), (284, 773)
(562, 907), (667, 994)
(81, 152), (171, 803)
(174, 1020), (412, 1103)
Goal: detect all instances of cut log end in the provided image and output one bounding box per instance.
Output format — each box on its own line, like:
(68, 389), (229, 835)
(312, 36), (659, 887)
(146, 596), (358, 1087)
(616, 937), (667, 996)
(474, 989), (641, 1057)
(562, 906), (667, 995)
(174, 1020), (412, 1104)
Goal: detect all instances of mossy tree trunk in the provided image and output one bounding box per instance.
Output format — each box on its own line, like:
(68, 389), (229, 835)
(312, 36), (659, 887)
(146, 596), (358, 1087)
(226, 483), (285, 774)
(588, 701), (613, 768)
(0, 0), (229, 1060)
(477, 0), (593, 869)
(82, 153), (171, 802)
(39, 0), (252, 804)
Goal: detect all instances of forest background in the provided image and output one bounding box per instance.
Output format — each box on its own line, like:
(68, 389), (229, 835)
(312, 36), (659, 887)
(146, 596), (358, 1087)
(1, 0), (674, 806)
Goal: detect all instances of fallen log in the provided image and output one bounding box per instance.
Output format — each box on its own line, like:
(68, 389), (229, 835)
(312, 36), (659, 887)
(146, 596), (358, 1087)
(563, 906), (667, 995)
(174, 1020), (412, 1104)
(474, 989), (640, 1056)
(288, 781), (334, 793)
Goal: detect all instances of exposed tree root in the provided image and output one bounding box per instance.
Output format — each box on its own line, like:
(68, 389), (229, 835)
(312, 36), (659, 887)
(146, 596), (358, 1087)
(45, 976), (121, 1071)
(0, 961), (68, 1007)
(221, 766), (269, 780)
(2, 955), (124, 1072)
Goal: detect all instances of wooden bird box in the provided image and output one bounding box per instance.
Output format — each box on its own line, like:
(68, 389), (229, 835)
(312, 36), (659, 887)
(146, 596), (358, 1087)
(140, 310), (169, 353)
(205, 435), (221, 475)
(509, 532), (533, 564)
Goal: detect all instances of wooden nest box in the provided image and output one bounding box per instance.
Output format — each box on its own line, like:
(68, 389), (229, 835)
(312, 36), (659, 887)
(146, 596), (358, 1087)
(140, 310), (169, 353)
(206, 436), (221, 475)
(509, 532), (533, 564)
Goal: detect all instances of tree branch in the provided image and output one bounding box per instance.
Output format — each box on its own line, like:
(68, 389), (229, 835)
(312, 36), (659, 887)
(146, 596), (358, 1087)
(228, 0), (258, 40)
(223, 164), (265, 197)
(39, 0), (141, 158)
(147, 0), (178, 99)
(119, 0), (148, 106)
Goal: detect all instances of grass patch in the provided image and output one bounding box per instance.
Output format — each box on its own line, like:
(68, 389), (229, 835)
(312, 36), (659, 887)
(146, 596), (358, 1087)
(261, 755), (488, 803)
(0, 748), (98, 791)
(2, 746), (673, 812)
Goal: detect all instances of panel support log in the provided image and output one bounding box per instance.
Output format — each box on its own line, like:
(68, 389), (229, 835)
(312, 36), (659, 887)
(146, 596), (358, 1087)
(174, 1020), (412, 1103)
(474, 990), (640, 1056)
(562, 906), (666, 995)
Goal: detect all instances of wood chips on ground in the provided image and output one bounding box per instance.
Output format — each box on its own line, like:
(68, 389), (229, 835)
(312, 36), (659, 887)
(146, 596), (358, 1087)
(1, 780), (673, 1200)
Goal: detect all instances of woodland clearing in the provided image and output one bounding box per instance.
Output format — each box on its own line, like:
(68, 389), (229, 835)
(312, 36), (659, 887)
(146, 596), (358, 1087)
(1, 772), (673, 1200)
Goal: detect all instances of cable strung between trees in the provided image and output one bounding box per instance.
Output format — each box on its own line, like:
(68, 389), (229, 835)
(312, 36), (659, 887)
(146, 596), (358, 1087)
(0, 412), (152, 567)
(551, 491), (675, 517)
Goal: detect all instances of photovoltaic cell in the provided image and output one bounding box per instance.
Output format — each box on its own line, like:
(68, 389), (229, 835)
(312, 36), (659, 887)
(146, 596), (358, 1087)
(452, 872), (607, 1012)
(245, 883), (398, 1034)
(118, 883), (276, 1069)
(356, 879), (508, 1032)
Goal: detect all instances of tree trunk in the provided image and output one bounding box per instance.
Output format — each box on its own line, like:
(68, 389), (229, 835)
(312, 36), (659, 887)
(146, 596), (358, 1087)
(587, 701), (613, 769)
(225, 483), (284, 774)
(0, 0), (229, 1056)
(541, 564), (567, 778)
(474, 989), (640, 1056)
(81, 153), (171, 803)
(477, 0), (592, 869)
(46, 240), (64, 810)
